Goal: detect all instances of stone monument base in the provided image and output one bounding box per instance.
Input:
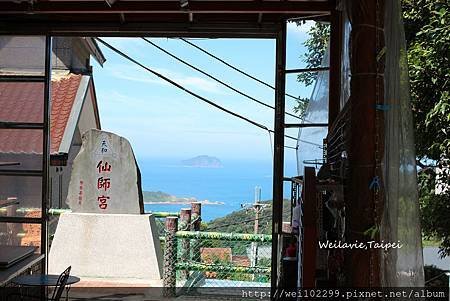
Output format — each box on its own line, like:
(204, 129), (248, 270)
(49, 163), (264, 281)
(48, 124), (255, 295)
(49, 213), (163, 281)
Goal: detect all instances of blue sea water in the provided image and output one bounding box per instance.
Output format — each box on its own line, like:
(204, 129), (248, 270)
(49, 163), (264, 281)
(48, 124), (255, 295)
(138, 157), (297, 221)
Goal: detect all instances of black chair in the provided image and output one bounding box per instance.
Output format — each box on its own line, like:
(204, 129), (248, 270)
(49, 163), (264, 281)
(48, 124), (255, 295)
(49, 266), (72, 301)
(8, 266), (72, 301)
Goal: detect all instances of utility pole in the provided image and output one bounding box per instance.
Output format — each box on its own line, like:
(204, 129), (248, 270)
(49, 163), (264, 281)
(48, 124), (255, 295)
(242, 186), (268, 279)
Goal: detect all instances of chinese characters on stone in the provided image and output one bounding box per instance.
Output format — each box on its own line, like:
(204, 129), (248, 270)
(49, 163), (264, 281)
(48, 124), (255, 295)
(97, 160), (111, 173)
(96, 160), (112, 210)
(97, 177), (111, 191)
(100, 139), (109, 155)
(78, 180), (84, 205)
(97, 195), (110, 210)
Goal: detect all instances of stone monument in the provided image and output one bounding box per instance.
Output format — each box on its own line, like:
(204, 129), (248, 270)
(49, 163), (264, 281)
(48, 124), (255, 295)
(49, 129), (163, 283)
(66, 129), (144, 214)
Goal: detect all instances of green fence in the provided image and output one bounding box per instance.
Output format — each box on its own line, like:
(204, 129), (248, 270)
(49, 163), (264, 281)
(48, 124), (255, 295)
(162, 216), (271, 297)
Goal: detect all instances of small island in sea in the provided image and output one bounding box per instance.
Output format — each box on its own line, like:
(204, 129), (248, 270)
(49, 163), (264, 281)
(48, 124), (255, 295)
(143, 190), (224, 205)
(181, 155), (223, 168)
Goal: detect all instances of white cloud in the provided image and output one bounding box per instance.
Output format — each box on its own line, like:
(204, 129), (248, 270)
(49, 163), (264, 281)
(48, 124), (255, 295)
(104, 63), (224, 94)
(100, 90), (142, 104)
(101, 37), (144, 53)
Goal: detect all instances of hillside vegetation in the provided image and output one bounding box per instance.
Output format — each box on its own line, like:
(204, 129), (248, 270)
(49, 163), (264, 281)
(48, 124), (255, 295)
(205, 199), (291, 234)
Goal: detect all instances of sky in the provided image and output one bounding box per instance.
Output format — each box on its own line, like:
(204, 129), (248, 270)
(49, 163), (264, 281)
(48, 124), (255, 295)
(91, 21), (315, 168)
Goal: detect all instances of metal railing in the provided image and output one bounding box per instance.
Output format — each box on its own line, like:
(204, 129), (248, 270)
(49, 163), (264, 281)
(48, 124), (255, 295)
(162, 215), (271, 297)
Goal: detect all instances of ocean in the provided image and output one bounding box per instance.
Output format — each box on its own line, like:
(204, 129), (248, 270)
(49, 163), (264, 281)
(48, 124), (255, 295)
(138, 157), (298, 221)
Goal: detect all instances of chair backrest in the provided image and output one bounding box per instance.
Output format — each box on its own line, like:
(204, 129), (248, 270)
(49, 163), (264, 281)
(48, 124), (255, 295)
(51, 266), (71, 301)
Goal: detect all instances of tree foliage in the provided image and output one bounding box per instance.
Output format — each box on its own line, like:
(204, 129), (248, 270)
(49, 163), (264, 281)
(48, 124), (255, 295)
(403, 0), (450, 256)
(293, 22), (330, 114)
(204, 200), (290, 254)
(419, 169), (450, 256)
(296, 21), (330, 87)
(403, 0), (450, 163)
(297, 0), (450, 255)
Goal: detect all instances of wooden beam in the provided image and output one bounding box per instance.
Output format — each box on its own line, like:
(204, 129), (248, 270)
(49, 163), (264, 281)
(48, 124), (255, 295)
(0, 1), (333, 14)
(0, 20), (283, 38)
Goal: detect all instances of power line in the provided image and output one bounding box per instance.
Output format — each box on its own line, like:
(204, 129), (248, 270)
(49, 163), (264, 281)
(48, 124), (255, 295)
(285, 145), (298, 150)
(97, 38), (269, 132)
(179, 37), (306, 103)
(206, 206), (291, 231)
(271, 130), (294, 142)
(268, 129), (321, 147)
(142, 38), (302, 121)
(96, 38), (309, 146)
(97, 39), (322, 149)
(275, 131), (322, 147)
(206, 215), (271, 231)
(296, 137), (322, 147)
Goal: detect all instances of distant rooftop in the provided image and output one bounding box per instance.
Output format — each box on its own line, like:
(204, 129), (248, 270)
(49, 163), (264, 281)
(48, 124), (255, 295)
(0, 73), (96, 155)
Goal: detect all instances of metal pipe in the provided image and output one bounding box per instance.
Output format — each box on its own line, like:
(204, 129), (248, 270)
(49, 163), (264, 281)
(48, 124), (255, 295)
(0, 170), (43, 177)
(0, 207), (39, 214)
(0, 162), (20, 167)
(271, 21), (286, 297)
(0, 207), (180, 217)
(285, 66), (330, 74)
(284, 123), (328, 128)
(0, 75), (46, 82)
(175, 230), (272, 242)
(48, 208), (70, 215)
(147, 211), (180, 217)
(41, 35), (52, 274)
(175, 262), (270, 275)
(0, 216), (42, 224)
(0, 122), (44, 130)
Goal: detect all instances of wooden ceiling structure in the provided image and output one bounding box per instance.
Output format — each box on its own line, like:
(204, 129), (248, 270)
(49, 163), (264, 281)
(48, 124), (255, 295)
(0, 0), (333, 37)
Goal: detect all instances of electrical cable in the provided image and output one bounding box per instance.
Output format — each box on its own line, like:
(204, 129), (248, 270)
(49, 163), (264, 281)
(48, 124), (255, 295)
(206, 215), (271, 231)
(179, 37), (306, 103)
(298, 138), (322, 147)
(206, 206), (291, 231)
(97, 38), (269, 132)
(96, 38), (322, 147)
(179, 37), (319, 125)
(280, 131), (321, 147)
(284, 145), (298, 150)
(142, 38), (302, 121)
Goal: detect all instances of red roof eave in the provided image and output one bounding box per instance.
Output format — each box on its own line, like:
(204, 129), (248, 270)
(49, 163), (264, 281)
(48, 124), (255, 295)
(0, 73), (83, 155)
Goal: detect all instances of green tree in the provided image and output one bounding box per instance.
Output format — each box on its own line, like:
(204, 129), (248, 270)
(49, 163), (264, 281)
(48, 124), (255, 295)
(292, 22), (329, 116)
(295, 21), (330, 88)
(296, 0), (450, 255)
(404, 0), (450, 164)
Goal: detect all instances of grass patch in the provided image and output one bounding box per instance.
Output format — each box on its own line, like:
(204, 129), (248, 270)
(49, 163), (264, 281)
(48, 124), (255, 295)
(422, 239), (442, 247)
